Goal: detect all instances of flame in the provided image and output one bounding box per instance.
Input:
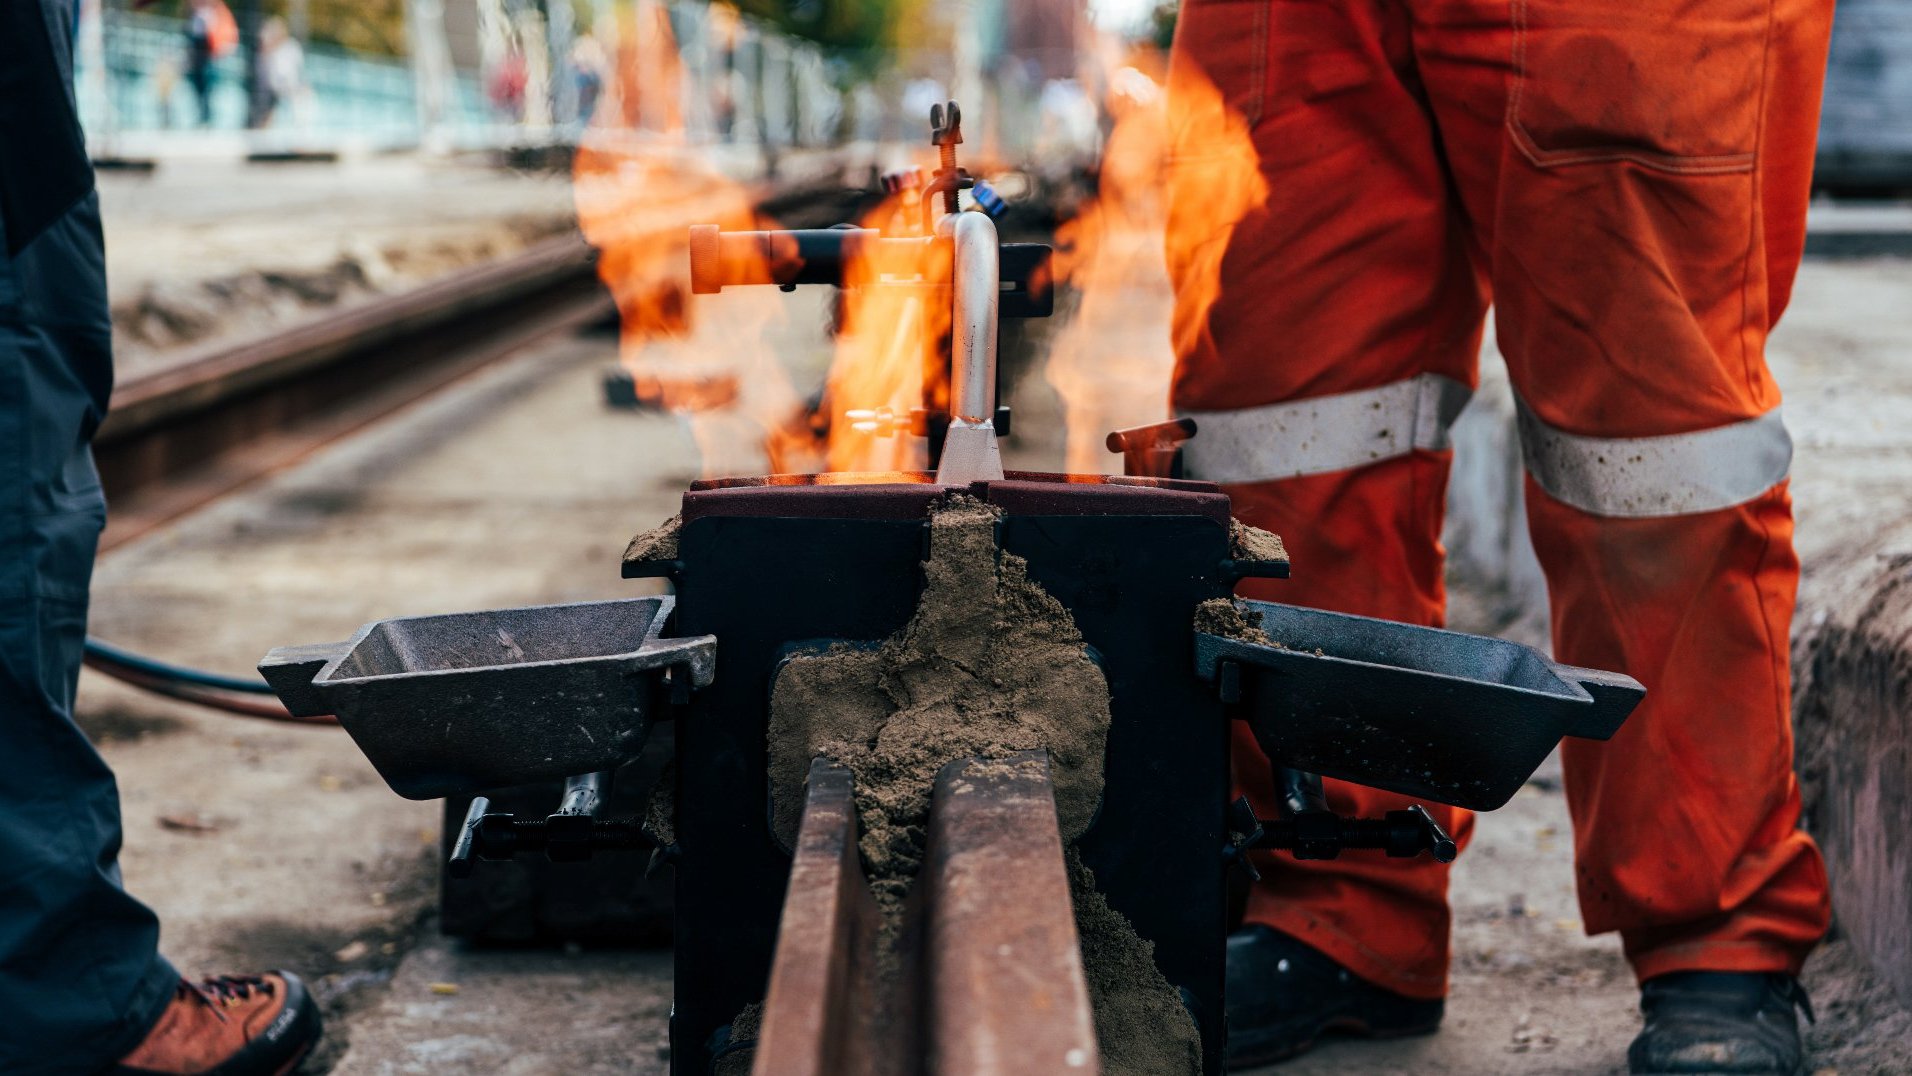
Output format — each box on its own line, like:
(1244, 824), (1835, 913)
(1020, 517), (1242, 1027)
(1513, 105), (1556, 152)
(574, 14), (1267, 486)
(825, 187), (953, 473)
(753, 176), (958, 478)
(1042, 41), (1266, 474)
(1162, 49), (1268, 381)
(574, 0), (951, 482)
(572, 2), (804, 479)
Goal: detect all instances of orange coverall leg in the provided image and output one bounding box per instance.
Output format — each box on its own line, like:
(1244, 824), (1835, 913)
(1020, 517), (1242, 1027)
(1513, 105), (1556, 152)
(1168, 0), (1834, 998)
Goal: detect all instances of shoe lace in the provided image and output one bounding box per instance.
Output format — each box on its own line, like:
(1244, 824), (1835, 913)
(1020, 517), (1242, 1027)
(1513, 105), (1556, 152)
(176, 975), (277, 1024)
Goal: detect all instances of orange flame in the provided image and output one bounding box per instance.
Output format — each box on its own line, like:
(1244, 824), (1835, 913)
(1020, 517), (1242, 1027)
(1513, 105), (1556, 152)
(1162, 50), (1268, 376)
(1042, 41), (1266, 474)
(573, 3), (809, 479)
(826, 188), (953, 473)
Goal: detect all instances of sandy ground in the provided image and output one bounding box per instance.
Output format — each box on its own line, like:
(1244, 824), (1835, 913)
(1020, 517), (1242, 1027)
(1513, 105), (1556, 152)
(77, 259), (1912, 1074)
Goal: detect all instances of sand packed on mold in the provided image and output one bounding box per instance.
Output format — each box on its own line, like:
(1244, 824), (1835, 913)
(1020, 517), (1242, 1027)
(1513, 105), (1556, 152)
(1230, 518), (1288, 563)
(622, 512), (681, 567)
(1193, 597), (1272, 645)
(766, 494), (1202, 1074)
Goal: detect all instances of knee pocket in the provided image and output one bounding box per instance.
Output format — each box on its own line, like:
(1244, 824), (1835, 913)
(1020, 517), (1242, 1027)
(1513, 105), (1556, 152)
(1510, 0), (1770, 173)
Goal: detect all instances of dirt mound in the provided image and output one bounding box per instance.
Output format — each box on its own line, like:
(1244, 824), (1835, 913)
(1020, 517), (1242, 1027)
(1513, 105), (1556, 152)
(768, 494), (1110, 897)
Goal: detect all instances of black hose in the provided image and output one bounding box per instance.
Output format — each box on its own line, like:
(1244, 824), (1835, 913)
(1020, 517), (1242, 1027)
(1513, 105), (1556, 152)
(83, 637), (277, 694)
(81, 637), (338, 725)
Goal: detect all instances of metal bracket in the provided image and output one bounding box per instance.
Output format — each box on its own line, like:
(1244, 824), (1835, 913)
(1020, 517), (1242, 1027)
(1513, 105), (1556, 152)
(1220, 793), (1457, 868)
(447, 785), (654, 878)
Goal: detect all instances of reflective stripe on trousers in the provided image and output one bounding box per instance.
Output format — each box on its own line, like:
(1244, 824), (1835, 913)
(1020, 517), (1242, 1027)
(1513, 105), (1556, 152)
(1181, 374), (1792, 518)
(1178, 374), (1473, 483)
(1515, 398), (1793, 518)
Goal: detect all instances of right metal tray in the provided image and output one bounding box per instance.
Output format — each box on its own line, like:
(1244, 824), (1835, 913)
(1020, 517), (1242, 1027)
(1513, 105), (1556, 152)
(1194, 600), (1643, 810)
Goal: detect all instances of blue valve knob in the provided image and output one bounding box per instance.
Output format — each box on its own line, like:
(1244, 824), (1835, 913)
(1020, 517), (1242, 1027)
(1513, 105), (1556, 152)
(970, 179), (1006, 219)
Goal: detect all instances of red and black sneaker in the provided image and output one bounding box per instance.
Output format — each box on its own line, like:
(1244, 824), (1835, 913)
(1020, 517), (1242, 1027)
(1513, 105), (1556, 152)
(114, 972), (322, 1076)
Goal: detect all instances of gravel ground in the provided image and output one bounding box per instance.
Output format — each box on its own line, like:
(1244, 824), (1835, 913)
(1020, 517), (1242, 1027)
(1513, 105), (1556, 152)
(75, 259), (1912, 1074)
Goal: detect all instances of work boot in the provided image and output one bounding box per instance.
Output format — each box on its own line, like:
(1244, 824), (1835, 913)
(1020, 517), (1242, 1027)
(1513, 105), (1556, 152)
(1225, 925), (1444, 1067)
(114, 972), (322, 1076)
(1628, 972), (1813, 1075)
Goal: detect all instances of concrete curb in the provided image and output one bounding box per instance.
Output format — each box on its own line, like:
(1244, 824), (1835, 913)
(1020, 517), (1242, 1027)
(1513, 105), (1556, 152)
(1792, 543), (1912, 1005)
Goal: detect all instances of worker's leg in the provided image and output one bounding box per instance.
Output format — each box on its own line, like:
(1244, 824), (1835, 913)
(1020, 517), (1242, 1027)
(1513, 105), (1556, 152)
(1166, 0), (1485, 999)
(1410, 0), (1834, 981)
(0, 196), (180, 1073)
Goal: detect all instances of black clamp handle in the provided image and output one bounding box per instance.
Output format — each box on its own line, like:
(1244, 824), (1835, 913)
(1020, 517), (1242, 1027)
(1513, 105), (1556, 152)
(1222, 794), (1457, 877)
(448, 771), (655, 878)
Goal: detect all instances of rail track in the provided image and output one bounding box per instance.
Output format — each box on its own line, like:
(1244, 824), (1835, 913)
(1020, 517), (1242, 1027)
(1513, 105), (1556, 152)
(91, 172), (874, 553)
(92, 233), (612, 553)
(754, 753), (1100, 1076)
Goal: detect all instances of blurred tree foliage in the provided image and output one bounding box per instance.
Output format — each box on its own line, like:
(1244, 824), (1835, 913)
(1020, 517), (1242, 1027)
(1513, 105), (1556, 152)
(290, 0), (410, 55)
(139, 0), (409, 55)
(139, 0), (919, 64)
(733, 0), (920, 61)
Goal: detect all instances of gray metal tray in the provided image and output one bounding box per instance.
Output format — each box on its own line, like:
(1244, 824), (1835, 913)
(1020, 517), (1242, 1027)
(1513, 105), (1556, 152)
(1195, 600), (1643, 811)
(259, 597), (715, 799)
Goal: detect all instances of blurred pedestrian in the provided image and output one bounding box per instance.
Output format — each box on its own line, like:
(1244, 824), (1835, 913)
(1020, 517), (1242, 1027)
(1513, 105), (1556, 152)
(569, 33), (607, 126)
(182, 0), (235, 127)
(0, 2), (322, 1072)
(488, 45), (528, 123)
(256, 16), (305, 129)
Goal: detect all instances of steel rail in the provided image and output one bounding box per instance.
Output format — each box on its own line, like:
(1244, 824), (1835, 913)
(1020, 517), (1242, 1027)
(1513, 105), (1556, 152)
(753, 752), (1100, 1076)
(88, 170), (874, 555)
(91, 233), (610, 552)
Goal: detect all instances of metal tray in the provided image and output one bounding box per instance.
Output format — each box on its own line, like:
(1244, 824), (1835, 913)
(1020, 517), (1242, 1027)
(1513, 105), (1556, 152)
(259, 597), (716, 799)
(1194, 600), (1643, 810)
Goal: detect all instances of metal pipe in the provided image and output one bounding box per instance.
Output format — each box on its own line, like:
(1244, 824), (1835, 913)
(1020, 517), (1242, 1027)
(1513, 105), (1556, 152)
(934, 211), (1005, 485)
(947, 212), (999, 424)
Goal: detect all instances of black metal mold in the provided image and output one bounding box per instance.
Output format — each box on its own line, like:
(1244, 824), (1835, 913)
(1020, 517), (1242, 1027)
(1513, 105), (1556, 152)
(667, 497), (1234, 1076)
(1195, 600), (1643, 811)
(258, 596), (715, 800)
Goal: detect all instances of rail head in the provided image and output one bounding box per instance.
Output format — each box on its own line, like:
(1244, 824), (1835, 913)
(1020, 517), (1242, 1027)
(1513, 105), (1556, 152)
(753, 751), (1100, 1076)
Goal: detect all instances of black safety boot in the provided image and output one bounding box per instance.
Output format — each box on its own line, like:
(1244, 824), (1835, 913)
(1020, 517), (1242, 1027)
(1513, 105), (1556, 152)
(1225, 925), (1444, 1068)
(1628, 971), (1813, 1074)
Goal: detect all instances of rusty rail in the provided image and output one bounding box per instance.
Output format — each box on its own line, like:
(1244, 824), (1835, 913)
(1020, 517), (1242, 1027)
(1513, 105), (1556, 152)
(752, 752), (1100, 1076)
(92, 234), (610, 552)
(90, 171), (877, 554)
(752, 760), (885, 1076)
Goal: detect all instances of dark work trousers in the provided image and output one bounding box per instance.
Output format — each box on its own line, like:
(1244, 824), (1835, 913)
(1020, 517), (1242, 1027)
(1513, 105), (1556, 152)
(0, 195), (179, 1071)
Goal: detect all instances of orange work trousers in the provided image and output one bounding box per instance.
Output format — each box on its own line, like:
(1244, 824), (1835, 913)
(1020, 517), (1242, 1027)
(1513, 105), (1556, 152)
(1168, 0), (1834, 998)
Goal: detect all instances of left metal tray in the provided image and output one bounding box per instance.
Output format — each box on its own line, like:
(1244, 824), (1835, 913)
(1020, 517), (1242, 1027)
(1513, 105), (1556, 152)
(259, 596), (715, 799)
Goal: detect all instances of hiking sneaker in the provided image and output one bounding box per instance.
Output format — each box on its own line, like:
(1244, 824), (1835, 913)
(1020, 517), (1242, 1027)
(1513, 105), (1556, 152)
(1628, 971), (1813, 1074)
(114, 972), (322, 1076)
(1225, 925), (1444, 1067)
